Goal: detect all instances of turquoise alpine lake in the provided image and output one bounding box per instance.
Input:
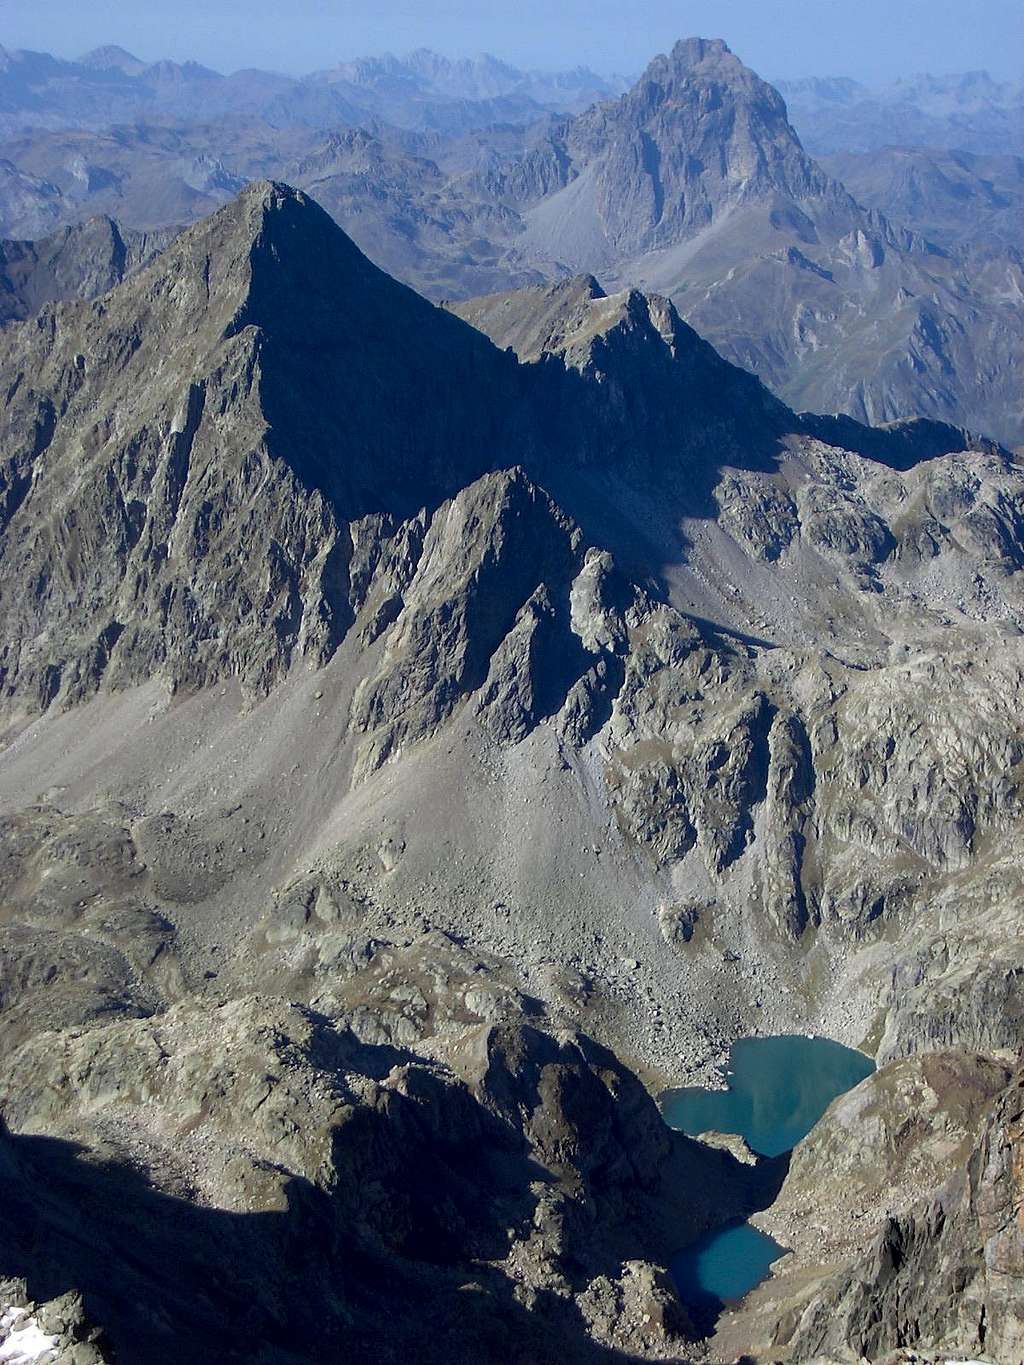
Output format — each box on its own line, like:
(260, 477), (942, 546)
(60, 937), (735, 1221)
(662, 1035), (875, 1319)
(670, 1221), (786, 1306)
(662, 1034), (876, 1158)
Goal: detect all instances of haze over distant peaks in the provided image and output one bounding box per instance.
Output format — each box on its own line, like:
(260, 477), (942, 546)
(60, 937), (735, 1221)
(76, 44), (147, 73)
(777, 66), (1024, 154)
(0, 36), (1021, 440)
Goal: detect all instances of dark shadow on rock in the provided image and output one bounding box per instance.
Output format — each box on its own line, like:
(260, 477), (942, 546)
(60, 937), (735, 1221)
(798, 412), (1009, 471)
(668, 1149), (792, 1340)
(683, 614), (775, 653)
(0, 1101), (707, 1365)
(305, 1016), (422, 1080)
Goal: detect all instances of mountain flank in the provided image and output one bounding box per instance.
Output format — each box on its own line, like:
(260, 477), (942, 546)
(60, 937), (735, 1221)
(0, 181), (1021, 1362)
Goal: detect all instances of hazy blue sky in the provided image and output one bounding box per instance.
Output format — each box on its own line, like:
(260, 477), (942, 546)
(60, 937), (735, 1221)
(2, 0), (1021, 82)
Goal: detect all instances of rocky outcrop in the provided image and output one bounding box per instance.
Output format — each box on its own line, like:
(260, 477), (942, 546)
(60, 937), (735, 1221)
(0, 805), (180, 1051)
(0, 216), (176, 326)
(350, 469), (585, 775)
(0, 1269), (111, 1365)
(775, 1060), (1024, 1363)
(0, 964), (751, 1364)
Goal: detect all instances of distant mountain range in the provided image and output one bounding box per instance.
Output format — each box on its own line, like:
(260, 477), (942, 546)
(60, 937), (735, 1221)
(777, 69), (1024, 156)
(0, 42), (629, 136)
(0, 38), (1021, 444)
(5, 38), (1020, 153)
(822, 145), (1024, 254)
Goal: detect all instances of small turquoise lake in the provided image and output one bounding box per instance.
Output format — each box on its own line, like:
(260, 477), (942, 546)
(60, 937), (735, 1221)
(670, 1221), (786, 1306)
(663, 1034), (876, 1158)
(663, 1034), (875, 1323)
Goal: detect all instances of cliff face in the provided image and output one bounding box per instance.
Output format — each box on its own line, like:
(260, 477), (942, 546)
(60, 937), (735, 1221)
(774, 1062), (1024, 1363)
(0, 183), (527, 710)
(0, 216), (176, 325)
(508, 38), (845, 263)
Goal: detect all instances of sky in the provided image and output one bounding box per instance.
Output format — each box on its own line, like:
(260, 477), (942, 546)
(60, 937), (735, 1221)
(1, 0), (1021, 83)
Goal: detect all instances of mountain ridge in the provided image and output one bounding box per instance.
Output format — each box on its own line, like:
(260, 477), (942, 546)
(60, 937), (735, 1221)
(0, 134), (1023, 1365)
(1, 38), (1022, 442)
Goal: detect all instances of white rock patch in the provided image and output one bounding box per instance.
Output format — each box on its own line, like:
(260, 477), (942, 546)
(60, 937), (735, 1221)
(0, 1307), (59, 1364)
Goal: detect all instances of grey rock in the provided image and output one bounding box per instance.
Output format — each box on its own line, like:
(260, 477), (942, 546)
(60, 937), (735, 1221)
(775, 1059), (1024, 1364)
(0, 179), (1023, 1365)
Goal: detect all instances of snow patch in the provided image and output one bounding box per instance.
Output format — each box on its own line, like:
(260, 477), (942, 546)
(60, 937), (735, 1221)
(0, 1307), (59, 1364)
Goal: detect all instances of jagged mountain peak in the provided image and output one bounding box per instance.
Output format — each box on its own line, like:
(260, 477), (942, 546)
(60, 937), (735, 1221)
(403, 47), (522, 83)
(81, 178), (411, 348)
(447, 272), (792, 497)
(0, 175), (794, 714)
(670, 36), (732, 60)
(593, 34), (804, 143)
(656, 36), (748, 78)
(446, 273), (608, 362)
(516, 35), (841, 269)
(0, 177), (995, 723)
(0, 180), (533, 710)
(639, 35), (805, 145)
(450, 274), (711, 372)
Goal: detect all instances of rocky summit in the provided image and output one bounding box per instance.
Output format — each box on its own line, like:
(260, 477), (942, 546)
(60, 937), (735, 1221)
(498, 39), (1024, 443)
(0, 179), (1022, 1364)
(2, 38), (1024, 447)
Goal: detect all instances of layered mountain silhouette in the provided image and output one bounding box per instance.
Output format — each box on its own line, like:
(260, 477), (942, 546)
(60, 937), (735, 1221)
(778, 68), (1024, 156)
(0, 41), (624, 137)
(822, 144), (1024, 255)
(1, 38), (1022, 445)
(494, 39), (1024, 442)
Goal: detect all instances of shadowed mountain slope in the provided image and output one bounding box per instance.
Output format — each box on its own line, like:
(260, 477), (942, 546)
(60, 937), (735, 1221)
(1, 181), (1023, 1364)
(0, 214), (175, 324)
(3, 182), (997, 715)
(0, 182), (539, 708)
